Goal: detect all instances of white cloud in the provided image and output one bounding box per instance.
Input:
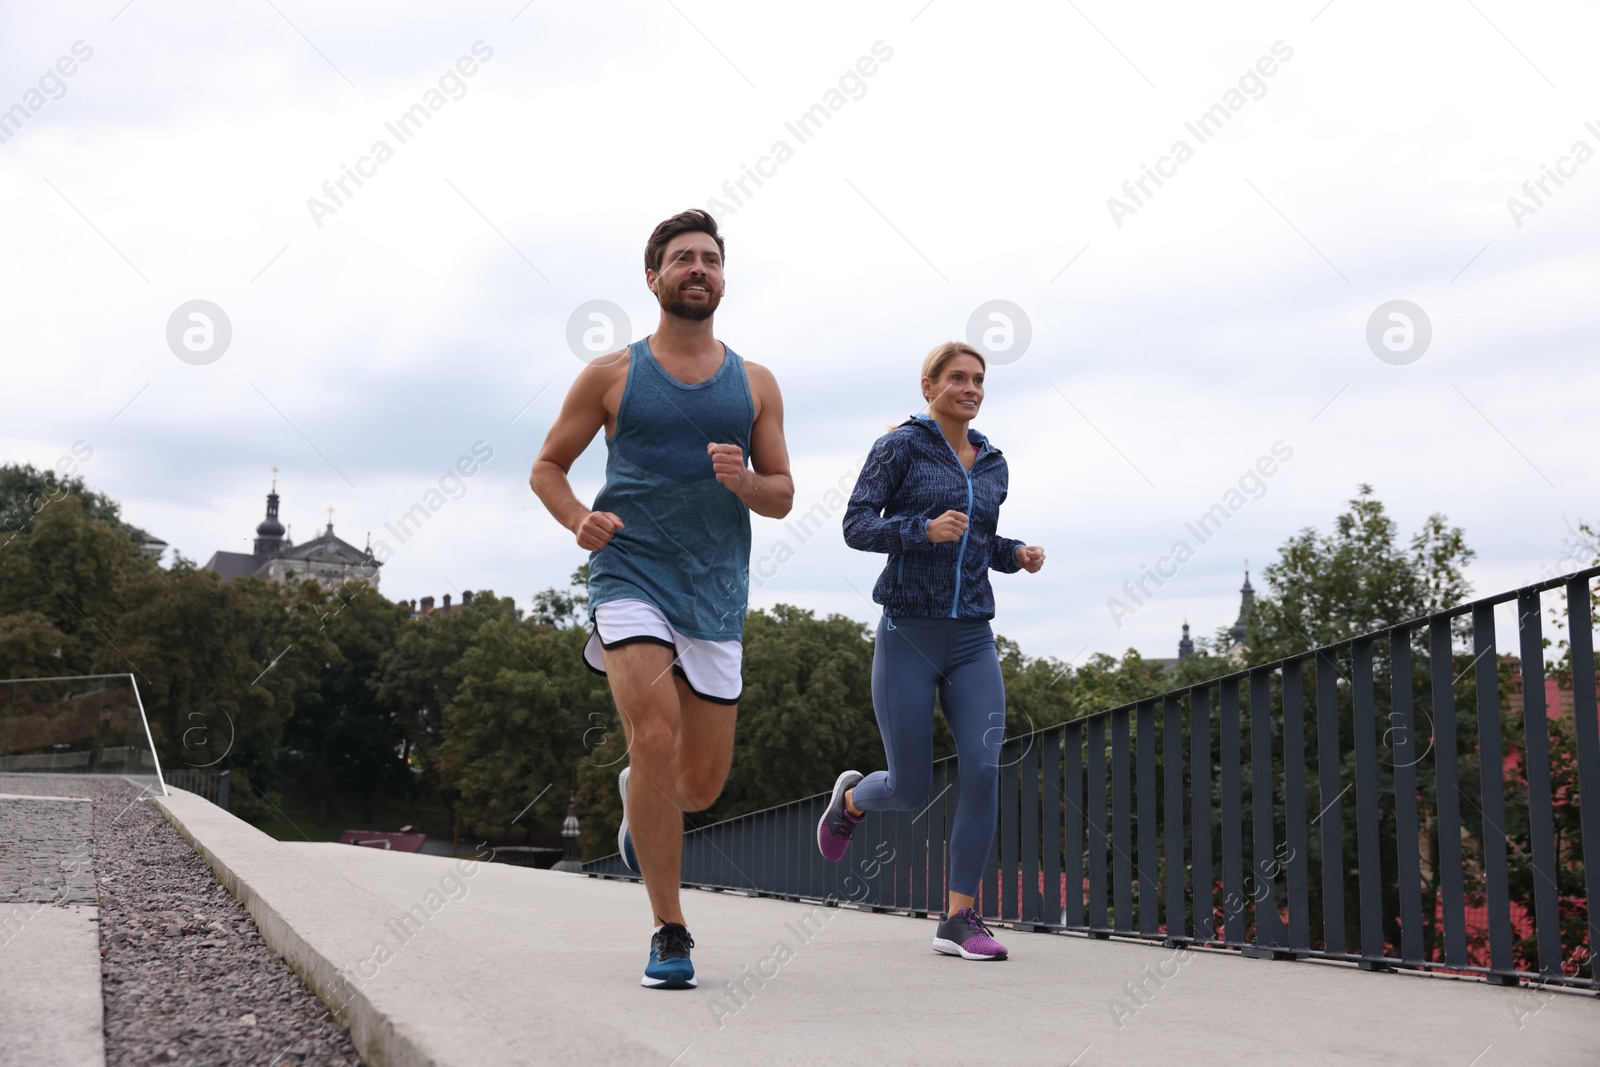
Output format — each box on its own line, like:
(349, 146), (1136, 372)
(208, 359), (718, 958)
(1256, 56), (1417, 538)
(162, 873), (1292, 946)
(2, 0), (1596, 664)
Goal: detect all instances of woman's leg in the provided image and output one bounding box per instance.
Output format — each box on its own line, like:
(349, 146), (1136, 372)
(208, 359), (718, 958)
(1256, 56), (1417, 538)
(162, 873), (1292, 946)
(938, 623), (1006, 907)
(851, 617), (941, 814)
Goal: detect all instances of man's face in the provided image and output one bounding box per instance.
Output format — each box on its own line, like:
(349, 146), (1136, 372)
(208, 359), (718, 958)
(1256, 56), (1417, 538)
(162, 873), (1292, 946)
(647, 231), (724, 322)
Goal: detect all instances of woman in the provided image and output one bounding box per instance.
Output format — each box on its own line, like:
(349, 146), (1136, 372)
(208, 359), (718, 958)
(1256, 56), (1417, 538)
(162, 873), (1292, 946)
(817, 340), (1045, 960)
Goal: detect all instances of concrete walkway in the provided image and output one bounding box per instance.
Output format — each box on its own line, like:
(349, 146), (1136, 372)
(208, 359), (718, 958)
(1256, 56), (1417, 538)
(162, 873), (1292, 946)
(0, 793), (104, 1067)
(155, 789), (1600, 1067)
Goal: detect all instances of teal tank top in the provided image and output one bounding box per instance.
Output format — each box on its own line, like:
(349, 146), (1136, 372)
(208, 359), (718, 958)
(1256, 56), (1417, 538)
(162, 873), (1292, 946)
(587, 338), (755, 641)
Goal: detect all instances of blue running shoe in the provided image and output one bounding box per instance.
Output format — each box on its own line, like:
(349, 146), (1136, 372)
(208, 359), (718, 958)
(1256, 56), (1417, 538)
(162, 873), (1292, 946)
(617, 767), (638, 873)
(642, 923), (697, 989)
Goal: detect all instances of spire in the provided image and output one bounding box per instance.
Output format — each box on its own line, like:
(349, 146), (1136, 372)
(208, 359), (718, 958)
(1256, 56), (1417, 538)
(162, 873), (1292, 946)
(1179, 618), (1194, 660)
(326, 505), (335, 535)
(1230, 562), (1255, 648)
(254, 474), (287, 558)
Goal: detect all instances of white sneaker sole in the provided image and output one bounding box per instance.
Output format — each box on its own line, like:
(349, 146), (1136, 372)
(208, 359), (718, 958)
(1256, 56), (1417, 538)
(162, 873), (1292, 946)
(932, 936), (1007, 961)
(617, 767), (636, 873)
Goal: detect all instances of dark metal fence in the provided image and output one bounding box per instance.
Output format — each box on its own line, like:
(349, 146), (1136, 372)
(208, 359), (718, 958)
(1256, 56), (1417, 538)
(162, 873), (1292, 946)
(165, 768), (230, 810)
(586, 568), (1600, 988)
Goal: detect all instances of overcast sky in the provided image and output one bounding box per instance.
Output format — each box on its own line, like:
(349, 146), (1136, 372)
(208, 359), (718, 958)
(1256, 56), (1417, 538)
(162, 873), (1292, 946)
(3, 1), (1596, 665)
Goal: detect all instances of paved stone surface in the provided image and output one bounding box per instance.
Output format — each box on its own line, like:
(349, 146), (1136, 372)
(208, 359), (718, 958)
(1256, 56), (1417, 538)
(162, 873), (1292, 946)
(0, 794), (97, 904)
(156, 785), (1600, 1067)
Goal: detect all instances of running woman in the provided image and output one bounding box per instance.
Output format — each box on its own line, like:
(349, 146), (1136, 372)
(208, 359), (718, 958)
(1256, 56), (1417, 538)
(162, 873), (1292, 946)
(817, 341), (1044, 960)
(530, 210), (794, 989)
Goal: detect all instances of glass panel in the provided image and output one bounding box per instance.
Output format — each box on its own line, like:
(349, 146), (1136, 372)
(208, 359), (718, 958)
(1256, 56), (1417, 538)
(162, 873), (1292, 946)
(0, 674), (165, 793)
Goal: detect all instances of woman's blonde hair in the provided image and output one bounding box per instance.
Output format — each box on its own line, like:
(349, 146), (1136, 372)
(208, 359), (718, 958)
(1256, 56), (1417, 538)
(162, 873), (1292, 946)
(920, 341), (985, 401)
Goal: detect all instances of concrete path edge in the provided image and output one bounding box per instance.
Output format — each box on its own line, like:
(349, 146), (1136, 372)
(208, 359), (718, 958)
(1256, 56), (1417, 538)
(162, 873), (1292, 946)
(153, 788), (426, 1067)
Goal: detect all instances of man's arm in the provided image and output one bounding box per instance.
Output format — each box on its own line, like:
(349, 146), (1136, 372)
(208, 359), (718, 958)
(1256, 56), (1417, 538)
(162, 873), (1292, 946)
(529, 356), (626, 550)
(707, 361), (793, 519)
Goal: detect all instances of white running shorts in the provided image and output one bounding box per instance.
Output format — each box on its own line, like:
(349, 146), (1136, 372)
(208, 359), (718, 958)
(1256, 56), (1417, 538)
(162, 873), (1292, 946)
(582, 598), (743, 705)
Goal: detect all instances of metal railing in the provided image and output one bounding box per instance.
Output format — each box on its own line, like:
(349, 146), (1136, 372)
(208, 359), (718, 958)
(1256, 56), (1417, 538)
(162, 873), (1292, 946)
(166, 768), (230, 810)
(587, 568), (1600, 988)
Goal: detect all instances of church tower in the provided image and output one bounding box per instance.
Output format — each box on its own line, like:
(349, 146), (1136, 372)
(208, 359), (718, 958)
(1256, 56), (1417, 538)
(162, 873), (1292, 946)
(1228, 565), (1256, 653)
(253, 470), (287, 559)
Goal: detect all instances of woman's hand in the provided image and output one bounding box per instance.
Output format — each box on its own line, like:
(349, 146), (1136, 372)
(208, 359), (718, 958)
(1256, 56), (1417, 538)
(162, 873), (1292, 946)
(926, 510), (969, 543)
(1015, 545), (1045, 573)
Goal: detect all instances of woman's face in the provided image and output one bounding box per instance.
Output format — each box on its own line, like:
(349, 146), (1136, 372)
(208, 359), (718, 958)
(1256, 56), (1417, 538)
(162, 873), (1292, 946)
(923, 354), (985, 422)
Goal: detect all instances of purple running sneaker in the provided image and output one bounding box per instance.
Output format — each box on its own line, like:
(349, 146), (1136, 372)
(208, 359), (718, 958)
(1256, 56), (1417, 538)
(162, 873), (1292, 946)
(932, 907), (1009, 960)
(816, 770), (865, 862)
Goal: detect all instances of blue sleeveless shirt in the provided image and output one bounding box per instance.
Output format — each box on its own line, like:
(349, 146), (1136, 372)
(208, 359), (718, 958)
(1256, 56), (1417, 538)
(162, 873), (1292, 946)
(587, 338), (755, 641)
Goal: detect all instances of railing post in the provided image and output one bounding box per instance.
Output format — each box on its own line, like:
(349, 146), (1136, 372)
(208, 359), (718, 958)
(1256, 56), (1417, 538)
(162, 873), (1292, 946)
(1430, 616), (1468, 968)
(218, 769), (230, 812)
(1281, 659), (1311, 953)
(1191, 687), (1215, 942)
(1315, 650), (1346, 957)
(1219, 677), (1245, 945)
(1063, 722), (1086, 931)
(1246, 668), (1289, 957)
(1112, 707), (1134, 935)
(1389, 628), (1425, 965)
(1163, 693), (1187, 946)
(1087, 715), (1109, 935)
(1472, 603), (1517, 985)
(1566, 576), (1600, 988)
(1516, 589), (1564, 978)
(1136, 700), (1159, 937)
(1352, 636), (1389, 970)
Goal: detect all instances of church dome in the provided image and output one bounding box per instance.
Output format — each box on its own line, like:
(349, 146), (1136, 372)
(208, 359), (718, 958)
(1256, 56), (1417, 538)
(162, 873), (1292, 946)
(257, 514), (286, 538)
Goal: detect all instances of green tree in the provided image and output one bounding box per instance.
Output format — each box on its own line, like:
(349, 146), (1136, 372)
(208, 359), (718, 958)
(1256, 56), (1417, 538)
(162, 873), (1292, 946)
(435, 606), (602, 844)
(0, 462), (152, 547)
(1242, 484), (1474, 662)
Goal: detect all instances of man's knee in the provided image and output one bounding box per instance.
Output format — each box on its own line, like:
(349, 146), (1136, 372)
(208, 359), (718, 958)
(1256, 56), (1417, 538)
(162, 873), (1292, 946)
(628, 716), (679, 764)
(678, 771), (727, 812)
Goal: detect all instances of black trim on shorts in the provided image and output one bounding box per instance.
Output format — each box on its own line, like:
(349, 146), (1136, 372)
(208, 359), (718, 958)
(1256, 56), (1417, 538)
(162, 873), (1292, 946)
(599, 633), (677, 653)
(580, 631), (741, 704)
(671, 664), (741, 706)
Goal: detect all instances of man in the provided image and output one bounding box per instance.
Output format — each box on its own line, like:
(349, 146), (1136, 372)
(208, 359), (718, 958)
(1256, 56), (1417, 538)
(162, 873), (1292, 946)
(530, 209), (793, 989)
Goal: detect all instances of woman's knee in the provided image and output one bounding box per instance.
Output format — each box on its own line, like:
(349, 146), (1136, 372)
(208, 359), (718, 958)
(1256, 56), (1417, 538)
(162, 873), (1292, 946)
(872, 774), (932, 811)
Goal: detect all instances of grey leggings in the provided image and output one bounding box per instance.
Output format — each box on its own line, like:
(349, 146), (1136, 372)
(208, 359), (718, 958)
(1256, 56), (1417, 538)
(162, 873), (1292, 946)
(851, 614), (1005, 898)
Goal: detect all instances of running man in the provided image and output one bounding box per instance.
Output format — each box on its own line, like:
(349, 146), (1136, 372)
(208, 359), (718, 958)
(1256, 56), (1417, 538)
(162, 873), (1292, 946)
(816, 340), (1044, 961)
(530, 209), (793, 989)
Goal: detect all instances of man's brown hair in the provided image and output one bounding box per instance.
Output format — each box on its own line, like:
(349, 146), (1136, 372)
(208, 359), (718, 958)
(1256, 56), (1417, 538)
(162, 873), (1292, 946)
(644, 209), (725, 273)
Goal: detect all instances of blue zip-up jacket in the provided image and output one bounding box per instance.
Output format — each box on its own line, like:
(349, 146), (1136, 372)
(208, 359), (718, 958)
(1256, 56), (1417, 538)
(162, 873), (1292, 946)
(843, 414), (1025, 620)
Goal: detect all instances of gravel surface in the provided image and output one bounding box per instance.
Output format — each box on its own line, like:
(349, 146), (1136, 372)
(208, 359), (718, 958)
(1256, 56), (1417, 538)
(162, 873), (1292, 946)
(0, 774), (364, 1067)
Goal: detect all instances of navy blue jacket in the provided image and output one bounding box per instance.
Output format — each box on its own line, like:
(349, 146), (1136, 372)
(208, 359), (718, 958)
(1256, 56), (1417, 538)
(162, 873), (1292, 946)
(843, 415), (1025, 620)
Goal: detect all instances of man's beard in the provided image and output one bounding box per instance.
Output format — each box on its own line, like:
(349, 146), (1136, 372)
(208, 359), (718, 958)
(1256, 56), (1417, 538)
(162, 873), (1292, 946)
(660, 284), (720, 321)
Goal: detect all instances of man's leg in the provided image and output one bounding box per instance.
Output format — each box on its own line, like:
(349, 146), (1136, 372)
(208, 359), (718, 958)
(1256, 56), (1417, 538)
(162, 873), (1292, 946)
(602, 643), (737, 926)
(671, 676), (737, 813)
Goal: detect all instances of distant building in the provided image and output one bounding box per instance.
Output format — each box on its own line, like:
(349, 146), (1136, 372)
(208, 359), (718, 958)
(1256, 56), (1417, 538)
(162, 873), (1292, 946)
(1150, 567), (1254, 671)
(399, 592), (473, 619)
(203, 476), (380, 592)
